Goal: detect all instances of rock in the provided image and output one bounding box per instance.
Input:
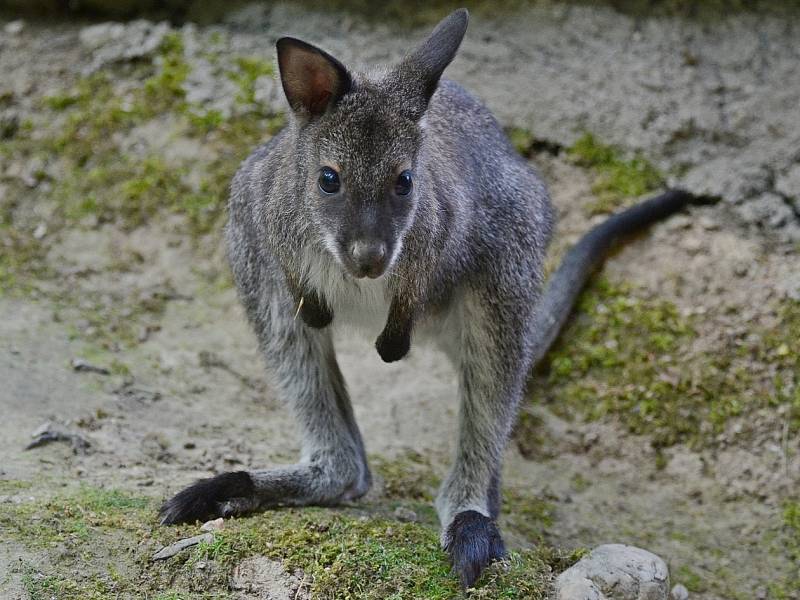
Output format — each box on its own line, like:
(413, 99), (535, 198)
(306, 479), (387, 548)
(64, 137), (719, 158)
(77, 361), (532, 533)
(555, 544), (670, 600)
(79, 20), (170, 72)
(33, 223), (47, 240)
(4, 20), (24, 36)
(201, 517), (225, 532)
(152, 533), (214, 560)
(671, 583), (689, 600)
(775, 165), (800, 205)
(25, 421), (91, 454)
(392, 505), (418, 522)
(71, 357), (110, 375)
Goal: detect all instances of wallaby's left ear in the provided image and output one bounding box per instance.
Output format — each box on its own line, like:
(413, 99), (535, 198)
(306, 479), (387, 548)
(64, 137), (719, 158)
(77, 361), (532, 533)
(393, 9), (469, 117)
(276, 37), (352, 118)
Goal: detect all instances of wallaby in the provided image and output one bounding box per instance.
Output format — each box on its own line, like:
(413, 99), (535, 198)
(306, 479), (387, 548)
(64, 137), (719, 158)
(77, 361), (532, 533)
(160, 9), (694, 588)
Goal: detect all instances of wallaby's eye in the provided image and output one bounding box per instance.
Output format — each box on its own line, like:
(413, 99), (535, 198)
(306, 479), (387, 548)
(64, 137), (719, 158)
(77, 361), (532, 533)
(395, 170), (413, 196)
(318, 167), (340, 195)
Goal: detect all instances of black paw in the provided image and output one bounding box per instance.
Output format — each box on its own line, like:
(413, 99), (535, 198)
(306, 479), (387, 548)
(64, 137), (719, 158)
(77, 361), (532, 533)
(375, 327), (411, 363)
(299, 291), (333, 329)
(159, 471), (256, 525)
(444, 510), (506, 589)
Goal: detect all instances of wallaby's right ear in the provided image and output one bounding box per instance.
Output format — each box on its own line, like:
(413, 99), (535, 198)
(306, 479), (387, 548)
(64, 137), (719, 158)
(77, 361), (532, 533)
(392, 9), (469, 118)
(276, 37), (352, 118)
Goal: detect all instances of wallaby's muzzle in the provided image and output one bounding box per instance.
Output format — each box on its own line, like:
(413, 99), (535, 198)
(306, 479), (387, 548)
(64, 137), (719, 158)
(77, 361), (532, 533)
(346, 239), (388, 279)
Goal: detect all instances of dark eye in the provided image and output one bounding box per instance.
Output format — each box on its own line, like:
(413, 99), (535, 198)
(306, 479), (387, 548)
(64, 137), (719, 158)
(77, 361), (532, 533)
(395, 170), (413, 196)
(318, 167), (340, 195)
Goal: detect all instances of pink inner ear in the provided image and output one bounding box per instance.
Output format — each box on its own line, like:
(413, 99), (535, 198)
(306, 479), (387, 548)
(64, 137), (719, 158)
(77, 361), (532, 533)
(306, 68), (334, 114)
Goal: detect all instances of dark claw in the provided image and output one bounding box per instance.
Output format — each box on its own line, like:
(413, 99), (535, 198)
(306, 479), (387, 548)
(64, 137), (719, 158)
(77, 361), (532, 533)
(444, 510), (506, 589)
(375, 326), (411, 362)
(159, 471), (256, 525)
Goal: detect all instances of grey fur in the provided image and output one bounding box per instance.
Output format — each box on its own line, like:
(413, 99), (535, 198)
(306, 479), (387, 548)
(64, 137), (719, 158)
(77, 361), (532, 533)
(162, 8), (692, 588)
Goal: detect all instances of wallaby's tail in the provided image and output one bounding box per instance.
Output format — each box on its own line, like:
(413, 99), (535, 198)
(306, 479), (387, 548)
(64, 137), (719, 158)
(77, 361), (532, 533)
(529, 189), (695, 367)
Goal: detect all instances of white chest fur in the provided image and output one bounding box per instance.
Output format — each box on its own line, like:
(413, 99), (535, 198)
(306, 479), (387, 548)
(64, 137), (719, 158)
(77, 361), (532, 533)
(300, 248), (392, 341)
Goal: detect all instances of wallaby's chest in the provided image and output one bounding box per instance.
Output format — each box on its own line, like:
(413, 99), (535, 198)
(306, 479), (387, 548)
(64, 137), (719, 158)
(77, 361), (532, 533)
(301, 250), (392, 340)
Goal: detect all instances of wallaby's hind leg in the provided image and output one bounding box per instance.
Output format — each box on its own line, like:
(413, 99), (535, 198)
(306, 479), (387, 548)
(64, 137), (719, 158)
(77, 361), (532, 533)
(160, 270), (371, 524)
(436, 288), (533, 588)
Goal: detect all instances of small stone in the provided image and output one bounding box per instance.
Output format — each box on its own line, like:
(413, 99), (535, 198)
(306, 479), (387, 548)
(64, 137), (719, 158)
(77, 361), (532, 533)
(33, 223), (47, 240)
(671, 583), (689, 600)
(4, 20), (24, 35)
(392, 506), (418, 522)
(152, 533), (213, 560)
(698, 216), (719, 231)
(71, 358), (111, 375)
(556, 544), (670, 600)
(733, 262), (749, 277)
(201, 517), (225, 532)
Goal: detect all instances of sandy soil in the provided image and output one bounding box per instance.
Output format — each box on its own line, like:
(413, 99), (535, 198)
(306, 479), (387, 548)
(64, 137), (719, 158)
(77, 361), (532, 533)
(1, 5), (799, 599)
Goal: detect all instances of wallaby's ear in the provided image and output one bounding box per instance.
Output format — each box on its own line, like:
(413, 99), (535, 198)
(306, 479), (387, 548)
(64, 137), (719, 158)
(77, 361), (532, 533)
(394, 9), (469, 115)
(276, 37), (352, 118)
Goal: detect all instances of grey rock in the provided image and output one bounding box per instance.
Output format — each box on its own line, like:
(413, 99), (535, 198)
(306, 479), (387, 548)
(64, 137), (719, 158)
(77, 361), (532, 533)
(775, 164), (800, 207)
(79, 20), (170, 72)
(555, 544), (670, 600)
(671, 583), (690, 600)
(4, 20), (24, 36)
(152, 532), (214, 560)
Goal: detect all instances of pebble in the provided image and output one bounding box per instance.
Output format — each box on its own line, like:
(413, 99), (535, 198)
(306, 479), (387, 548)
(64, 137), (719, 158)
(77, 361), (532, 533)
(152, 533), (214, 560)
(392, 506), (418, 522)
(201, 517), (225, 532)
(671, 584), (689, 600)
(4, 20), (24, 35)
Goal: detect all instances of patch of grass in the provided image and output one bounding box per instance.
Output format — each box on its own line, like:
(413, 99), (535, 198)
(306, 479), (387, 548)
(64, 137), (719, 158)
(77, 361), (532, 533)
(372, 450), (440, 502)
(506, 126), (536, 155)
(674, 564), (707, 593)
(193, 508), (563, 599)
(503, 488), (554, 543)
(144, 32), (190, 113)
(568, 133), (663, 215)
(1, 485), (154, 548)
(527, 279), (800, 448)
(229, 56), (274, 106)
(5, 483), (572, 599)
(771, 501), (800, 598)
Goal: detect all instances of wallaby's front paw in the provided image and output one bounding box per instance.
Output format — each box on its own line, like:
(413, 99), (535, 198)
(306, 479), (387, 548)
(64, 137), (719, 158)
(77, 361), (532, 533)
(298, 292), (333, 329)
(444, 510), (506, 589)
(159, 471), (257, 525)
(375, 327), (411, 362)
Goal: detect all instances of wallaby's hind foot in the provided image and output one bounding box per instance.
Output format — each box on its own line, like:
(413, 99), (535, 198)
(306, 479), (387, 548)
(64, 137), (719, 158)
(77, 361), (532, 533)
(160, 459), (372, 525)
(444, 511), (507, 588)
(159, 471), (257, 524)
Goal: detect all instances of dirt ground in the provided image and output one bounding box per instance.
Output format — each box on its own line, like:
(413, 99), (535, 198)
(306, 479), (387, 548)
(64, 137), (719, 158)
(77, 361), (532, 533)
(1, 4), (799, 600)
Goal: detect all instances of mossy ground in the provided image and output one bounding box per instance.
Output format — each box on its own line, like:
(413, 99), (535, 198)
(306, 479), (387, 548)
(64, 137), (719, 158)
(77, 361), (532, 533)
(567, 133), (663, 215)
(1, 472), (570, 599)
(521, 277), (800, 450)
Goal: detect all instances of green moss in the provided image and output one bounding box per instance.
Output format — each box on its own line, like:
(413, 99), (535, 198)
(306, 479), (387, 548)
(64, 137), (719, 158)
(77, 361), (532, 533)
(674, 564), (707, 593)
(502, 489), (554, 543)
(506, 127), (536, 156)
(229, 56), (274, 106)
(372, 450), (440, 502)
(144, 32), (190, 113)
(568, 133), (663, 215)
(4, 483), (570, 599)
(529, 279), (800, 449)
(771, 501), (800, 597)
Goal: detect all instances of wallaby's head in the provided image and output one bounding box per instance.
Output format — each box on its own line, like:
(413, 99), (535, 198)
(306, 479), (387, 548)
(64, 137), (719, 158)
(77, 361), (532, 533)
(276, 9), (468, 279)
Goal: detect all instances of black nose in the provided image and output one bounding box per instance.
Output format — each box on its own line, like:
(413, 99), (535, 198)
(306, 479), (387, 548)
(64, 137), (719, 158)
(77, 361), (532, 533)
(349, 240), (387, 277)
